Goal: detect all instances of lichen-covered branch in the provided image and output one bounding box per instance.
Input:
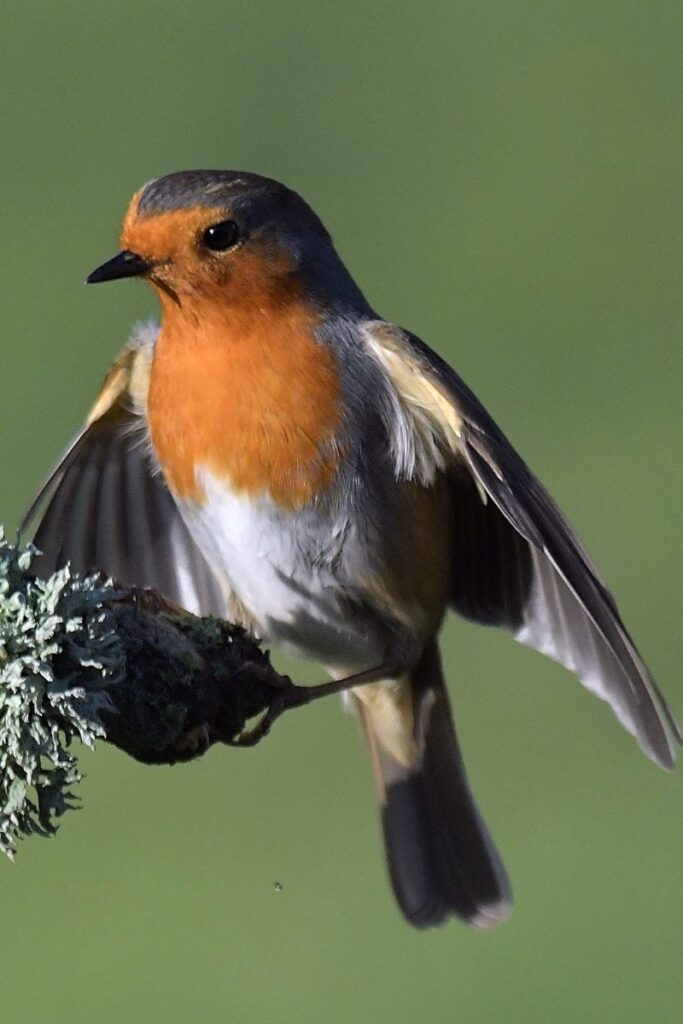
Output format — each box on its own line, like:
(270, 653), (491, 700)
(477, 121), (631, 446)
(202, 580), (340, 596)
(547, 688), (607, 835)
(0, 530), (299, 859)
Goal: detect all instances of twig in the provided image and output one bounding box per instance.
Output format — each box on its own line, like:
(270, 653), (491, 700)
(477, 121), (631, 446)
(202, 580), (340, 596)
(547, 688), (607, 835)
(0, 530), (308, 858)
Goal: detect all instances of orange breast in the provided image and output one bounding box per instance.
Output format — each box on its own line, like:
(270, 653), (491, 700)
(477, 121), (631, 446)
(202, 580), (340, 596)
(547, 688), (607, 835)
(147, 275), (343, 508)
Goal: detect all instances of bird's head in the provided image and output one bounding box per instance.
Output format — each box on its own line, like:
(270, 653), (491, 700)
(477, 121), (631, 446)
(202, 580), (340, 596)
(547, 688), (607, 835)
(87, 170), (365, 312)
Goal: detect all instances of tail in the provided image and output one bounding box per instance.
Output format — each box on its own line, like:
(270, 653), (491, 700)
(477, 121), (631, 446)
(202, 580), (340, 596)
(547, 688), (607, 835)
(355, 640), (512, 929)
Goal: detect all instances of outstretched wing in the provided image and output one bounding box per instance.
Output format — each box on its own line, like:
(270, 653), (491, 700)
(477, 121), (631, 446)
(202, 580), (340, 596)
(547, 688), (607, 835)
(364, 321), (681, 769)
(21, 325), (227, 617)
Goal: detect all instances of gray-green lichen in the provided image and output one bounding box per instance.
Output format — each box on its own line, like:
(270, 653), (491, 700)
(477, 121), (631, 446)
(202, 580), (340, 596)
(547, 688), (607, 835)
(0, 530), (123, 859)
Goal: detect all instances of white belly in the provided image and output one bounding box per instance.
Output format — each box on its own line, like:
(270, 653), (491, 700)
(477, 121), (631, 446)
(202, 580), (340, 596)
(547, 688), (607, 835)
(178, 471), (386, 670)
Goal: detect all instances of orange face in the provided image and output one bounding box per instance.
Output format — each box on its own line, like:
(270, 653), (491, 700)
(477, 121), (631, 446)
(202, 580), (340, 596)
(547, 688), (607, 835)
(120, 192), (297, 310)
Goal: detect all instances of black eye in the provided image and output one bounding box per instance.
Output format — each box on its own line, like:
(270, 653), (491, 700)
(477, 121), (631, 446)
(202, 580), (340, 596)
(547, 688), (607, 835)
(202, 219), (240, 252)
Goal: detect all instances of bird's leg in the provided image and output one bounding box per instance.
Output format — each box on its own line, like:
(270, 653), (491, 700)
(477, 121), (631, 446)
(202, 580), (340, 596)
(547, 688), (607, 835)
(229, 661), (396, 747)
(302, 661), (399, 702)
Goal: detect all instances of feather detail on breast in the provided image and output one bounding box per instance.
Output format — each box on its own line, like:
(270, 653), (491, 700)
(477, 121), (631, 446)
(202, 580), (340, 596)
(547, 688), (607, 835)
(147, 272), (343, 509)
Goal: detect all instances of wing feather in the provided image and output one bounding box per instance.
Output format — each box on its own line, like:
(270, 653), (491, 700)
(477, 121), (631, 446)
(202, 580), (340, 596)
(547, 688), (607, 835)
(364, 321), (681, 768)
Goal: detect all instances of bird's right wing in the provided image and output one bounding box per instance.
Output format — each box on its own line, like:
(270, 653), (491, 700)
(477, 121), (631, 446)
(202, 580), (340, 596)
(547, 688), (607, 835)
(21, 325), (227, 617)
(363, 320), (681, 769)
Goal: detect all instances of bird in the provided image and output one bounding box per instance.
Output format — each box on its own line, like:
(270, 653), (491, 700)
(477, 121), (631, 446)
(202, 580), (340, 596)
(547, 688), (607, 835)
(23, 169), (680, 930)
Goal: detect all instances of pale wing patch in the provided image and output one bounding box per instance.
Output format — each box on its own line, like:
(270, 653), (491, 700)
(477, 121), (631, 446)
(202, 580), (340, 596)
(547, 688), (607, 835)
(125, 321), (158, 415)
(363, 322), (467, 487)
(86, 320), (158, 425)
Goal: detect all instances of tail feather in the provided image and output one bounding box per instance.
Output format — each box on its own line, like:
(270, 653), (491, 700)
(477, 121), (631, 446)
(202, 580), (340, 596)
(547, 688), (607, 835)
(356, 641), (511, 928)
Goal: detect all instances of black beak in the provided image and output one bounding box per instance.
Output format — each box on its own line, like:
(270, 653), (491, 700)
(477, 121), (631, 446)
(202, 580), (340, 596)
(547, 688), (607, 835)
(86, 250), (152, 284)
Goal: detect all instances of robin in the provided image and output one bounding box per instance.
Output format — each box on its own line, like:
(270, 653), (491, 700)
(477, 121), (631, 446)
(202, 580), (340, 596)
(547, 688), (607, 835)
(24, 170), (680, 929)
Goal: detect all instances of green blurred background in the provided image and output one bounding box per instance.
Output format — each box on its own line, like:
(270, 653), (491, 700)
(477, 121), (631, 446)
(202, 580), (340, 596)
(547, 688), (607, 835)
(1, 2), (681, 1021)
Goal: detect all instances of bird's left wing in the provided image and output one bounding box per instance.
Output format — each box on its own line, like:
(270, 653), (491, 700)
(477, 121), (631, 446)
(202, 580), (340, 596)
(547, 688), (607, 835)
(21, 325), (227, 617)
(363, 321), (681, 769)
